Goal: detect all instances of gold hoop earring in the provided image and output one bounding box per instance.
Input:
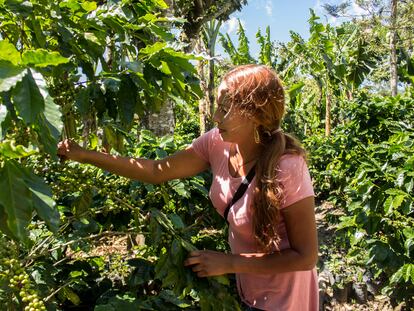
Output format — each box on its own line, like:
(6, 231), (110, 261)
(254, 127), (261, 144)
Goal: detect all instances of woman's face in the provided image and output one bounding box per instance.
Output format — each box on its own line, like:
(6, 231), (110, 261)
(213, 82), (255, 143)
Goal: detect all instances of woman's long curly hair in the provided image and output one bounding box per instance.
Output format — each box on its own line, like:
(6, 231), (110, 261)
(222, 64), (306, 252)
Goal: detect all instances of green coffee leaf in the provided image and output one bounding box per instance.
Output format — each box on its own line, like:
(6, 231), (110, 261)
(139, 42), (166, 58)
(0, 160), (32, 243)
(21, 167), (59, 233)
(118, 75), (137, 126)
(212, 275), (230, 286)
(62, 287), (81, 306)
(0, 40), (21, 65)
(12, 70), (44, 124)
(0, 141), (38, 159)
(80, 1), (96, 11)
(384, 193), (406, 215)
(0, 60), (27, 92)
(22, 49), (69, 68)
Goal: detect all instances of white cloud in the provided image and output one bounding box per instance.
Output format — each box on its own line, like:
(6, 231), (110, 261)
(265, 0), (273, 16)
(350, 2), (369, 16)
(313, 0), (323, 14)
(224, 17), (246, 35)
(328, 16), (339, 25)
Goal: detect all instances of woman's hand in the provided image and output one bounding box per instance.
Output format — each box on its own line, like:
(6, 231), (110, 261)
(57, 139), (87, 163)
(184, 250), (234, 277)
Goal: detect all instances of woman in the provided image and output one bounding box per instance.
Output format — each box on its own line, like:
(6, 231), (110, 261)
(58, 64), (318, 311)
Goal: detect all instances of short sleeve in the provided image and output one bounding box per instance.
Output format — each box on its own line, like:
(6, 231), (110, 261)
(277, 154), (315, 209)
(190, 128), (218, 164)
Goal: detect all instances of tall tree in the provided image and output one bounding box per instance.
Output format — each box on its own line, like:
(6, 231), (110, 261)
(277, 11), (378, 136)
(144, 0), (247, 136)
(390, 0), (398, 96)
(166, 0), (247, 50)
(323, 0), (414, 94)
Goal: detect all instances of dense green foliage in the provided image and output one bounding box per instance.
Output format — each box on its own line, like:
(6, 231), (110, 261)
(1, 128), (241, 310)
(306, 95), (414, 303)
(0, 0), (202, 243)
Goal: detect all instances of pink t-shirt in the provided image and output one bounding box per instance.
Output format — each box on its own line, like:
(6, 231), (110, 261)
(191, 128), (318, 311)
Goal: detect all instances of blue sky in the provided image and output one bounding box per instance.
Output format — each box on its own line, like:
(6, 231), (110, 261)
(217, 0), (365, 58)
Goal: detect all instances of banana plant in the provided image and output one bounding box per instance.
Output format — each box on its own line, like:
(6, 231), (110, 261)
(219, 19), (255, 65)
(256, 26), (277, 67)
(280, 10), (377, 136)
(198, 19), (222, 133)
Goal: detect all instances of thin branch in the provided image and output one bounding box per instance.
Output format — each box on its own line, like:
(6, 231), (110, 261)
(53, 256), (71, 267)
(44, 280), (74, 302)
(112, 195), (137, 211)
(27, 234), (55, 259)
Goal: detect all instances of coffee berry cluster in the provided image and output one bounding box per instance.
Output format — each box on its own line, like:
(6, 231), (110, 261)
(1, 258), (46, 311)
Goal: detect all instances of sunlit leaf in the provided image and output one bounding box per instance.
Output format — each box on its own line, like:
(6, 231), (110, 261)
(22, 49), (69, 68)
(62, 287), (81, 305)
(0, 40), (21, 65)
(0, 60), (27, 92)
(80, 1), (96, 11)
(139, 42), (166, 58)
(59, 0), (80, 11)
(0, 141), (38, 159)
(31, 72), (63, 159)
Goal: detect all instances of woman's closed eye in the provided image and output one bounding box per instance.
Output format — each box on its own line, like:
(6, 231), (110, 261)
(219, 106), (228, 114)
(217, 104), (233, 118)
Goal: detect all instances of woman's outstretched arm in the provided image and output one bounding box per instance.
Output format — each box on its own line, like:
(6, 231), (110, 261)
(57, 139), (209, 184)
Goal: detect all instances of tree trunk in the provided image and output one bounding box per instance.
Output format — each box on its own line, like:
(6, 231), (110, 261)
(195, 39), (208, 134)
(325, 91), (331, 136)
(346, 89), (353, 101)
(141, 100), (175, 136)
(390, 0), (398, 96)
(206, 48), (215, 131)
(142, 1), (176, 137)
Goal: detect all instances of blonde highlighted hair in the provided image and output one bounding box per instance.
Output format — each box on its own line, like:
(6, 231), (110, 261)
(222, 64), (306, 252)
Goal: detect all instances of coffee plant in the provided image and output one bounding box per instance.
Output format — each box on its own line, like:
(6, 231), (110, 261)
(305, 94), (414, 306)
(0, 128), (240, 310)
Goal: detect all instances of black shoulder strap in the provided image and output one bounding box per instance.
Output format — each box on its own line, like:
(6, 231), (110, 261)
(223, 165), (256, 223)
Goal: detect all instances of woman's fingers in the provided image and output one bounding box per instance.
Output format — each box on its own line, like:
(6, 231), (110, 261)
(184, 253), (201, 266)
(185, 261), (208, 277)
(184, 251), (212, 277)
(184, 250), (231, 278)
(190, 265), (204, 273)
(57, 139), (82, 161)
